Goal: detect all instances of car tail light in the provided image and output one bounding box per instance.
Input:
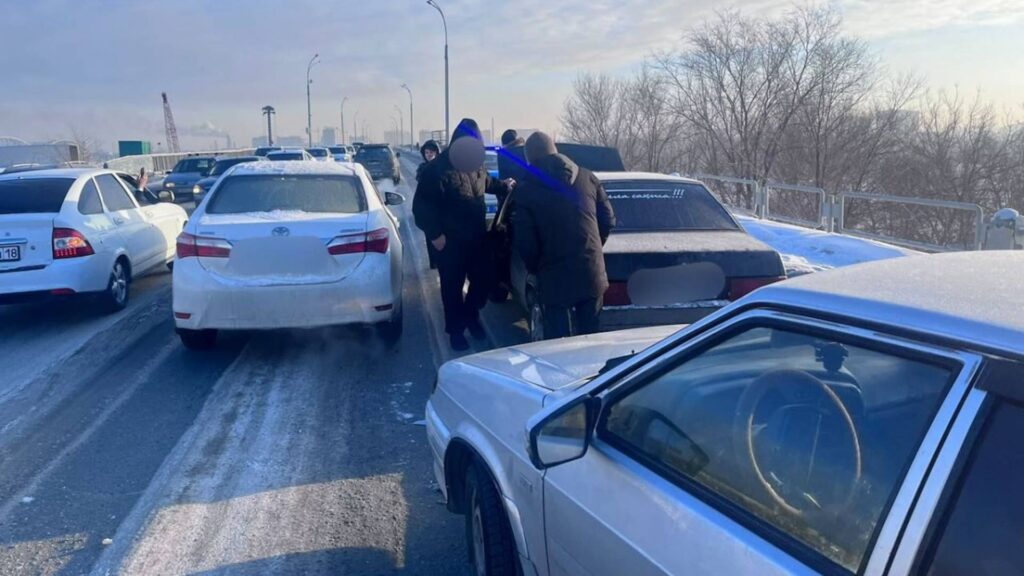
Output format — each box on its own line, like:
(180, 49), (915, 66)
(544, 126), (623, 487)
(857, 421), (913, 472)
(53, 228), (95, 259)
(728, 276), (786, 300)
(603, 281), (631, 306)
(176, 232), (232, 258)
(327, 228), (389, 255)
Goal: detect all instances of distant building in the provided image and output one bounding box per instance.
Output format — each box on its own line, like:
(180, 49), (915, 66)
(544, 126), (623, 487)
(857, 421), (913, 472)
(118, 141), (151, 157)
(320, 128), (337, 147)
(0, 141), (81, 168)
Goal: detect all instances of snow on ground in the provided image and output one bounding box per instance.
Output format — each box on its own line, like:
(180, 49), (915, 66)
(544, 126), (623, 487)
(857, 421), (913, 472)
(735, 214), (921, 276)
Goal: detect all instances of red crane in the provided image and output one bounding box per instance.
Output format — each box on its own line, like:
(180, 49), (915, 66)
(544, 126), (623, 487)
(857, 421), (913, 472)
(162, 92), (180, 153)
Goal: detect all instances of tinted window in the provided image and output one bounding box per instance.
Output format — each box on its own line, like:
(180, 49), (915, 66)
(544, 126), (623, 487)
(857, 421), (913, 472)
(328, 147), (346, 155)
(921, 399), (1024, 576)
(600, 324), (956, 573)
(78, 179), (104, 214)
(254, 147), (280, 157)
(603, 181), (738, 231)
(209, 157), (257, 176)
(267, 153), (305, 161)
(0, 178), (73, 214)
(355, 147), (392, 161)
(307, 149), (329, 158)
(95, 174), (136, 211)
(173, 158), (215, 173)
(206, 175), (366, 214)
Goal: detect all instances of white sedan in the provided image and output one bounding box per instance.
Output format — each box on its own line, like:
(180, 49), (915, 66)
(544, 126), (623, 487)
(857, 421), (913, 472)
(172, 161), (404, 349)
(427, 251), (1024, 576)
(0, 168), (186, 311)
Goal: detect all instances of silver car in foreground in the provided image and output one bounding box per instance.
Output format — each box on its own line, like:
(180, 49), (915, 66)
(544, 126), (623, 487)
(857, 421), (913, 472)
(426, 251), (1024, 576)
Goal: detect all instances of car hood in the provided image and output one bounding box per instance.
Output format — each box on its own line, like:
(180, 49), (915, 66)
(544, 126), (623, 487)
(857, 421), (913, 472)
(460, 325), (681, 391)
(196, 176), (218, 188)
(164, 172), (204, 185)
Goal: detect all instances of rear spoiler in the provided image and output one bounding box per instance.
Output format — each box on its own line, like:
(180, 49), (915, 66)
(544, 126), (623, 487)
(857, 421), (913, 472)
(496, 143), (625, 181)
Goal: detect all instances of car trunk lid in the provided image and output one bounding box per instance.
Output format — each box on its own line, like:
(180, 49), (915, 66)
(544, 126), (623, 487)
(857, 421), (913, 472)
(0, 215), (56, 271)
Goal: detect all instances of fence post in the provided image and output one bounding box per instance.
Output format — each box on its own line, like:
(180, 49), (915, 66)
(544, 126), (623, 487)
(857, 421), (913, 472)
(754, 180), (766, 219)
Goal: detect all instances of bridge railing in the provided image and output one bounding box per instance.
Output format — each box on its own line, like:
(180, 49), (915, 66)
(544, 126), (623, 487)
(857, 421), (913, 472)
(104, 148), (257, 175)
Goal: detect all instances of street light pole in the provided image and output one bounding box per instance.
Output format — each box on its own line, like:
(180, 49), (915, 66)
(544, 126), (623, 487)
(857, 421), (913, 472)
(340, 97), (348, 145)
(393, 105), (404, 149)
(306, 53), (320, 147)
(426, 0), (449, 143)
(352, 111), (359, 143)
(401, 83), (414, 147)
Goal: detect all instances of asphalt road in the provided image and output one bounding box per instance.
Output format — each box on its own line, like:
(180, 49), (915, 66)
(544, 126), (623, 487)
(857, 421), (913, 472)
(0, 157), (527, 575)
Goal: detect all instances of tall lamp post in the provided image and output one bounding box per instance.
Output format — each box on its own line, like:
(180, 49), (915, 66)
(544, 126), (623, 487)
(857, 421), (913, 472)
(306, 53), (320, 147)
(393, 105), (404, 149)
(261, 105), (276, 146)
(426, 0), (449, 143)
(401, 83), (414, 147)
(340, 96), (348, 145)
(352, 111), (359, 143)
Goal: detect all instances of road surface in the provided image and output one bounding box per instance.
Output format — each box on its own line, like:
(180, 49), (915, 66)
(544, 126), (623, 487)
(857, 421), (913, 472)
(0, 157), (528, 575)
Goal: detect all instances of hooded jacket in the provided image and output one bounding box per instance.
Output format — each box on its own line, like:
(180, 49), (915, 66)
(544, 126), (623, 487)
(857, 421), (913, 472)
(512, 153), (616, 306)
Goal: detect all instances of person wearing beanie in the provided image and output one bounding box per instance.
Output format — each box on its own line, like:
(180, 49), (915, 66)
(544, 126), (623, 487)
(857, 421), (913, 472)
(512, 131), (615, 339)
(416, 139), (442, 269)
(412, 118), (514, 351)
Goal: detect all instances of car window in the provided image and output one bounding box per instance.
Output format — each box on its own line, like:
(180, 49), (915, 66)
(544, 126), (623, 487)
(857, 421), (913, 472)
(0, 178), (74, 214)
(919, 398), (1024, 576)
(603, 181), (739, 231)
(206, 175), (366, 214)
(77, 179), (104, 215)
(355, 147), (391, 161)
(307, 149), (329, 158)
(209, 158), (254, 176)
(599, 324), (957, 573)
(95, 174), (137, 211)
(267, 153), (305, 161)
(173, 158), (215, 173)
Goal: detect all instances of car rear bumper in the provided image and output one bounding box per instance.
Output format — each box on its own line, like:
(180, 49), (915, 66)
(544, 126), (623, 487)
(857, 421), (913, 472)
(172, 258), (398, 330)
(425, 397), (449, 504)
(600, 300), (729, 329)
(0, 256), (112, 300)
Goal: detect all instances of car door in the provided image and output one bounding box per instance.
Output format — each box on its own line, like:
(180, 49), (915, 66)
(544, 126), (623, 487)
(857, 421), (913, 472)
(115, 173), (176, 263)
(538, 310), (979, 576)
(94, 173), (158, 271)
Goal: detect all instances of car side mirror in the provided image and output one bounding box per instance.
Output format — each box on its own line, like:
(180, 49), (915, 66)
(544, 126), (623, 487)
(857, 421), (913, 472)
(385, 191), (405, 206)
(527, 396), (599, 469)
(158, 190), (175, 203)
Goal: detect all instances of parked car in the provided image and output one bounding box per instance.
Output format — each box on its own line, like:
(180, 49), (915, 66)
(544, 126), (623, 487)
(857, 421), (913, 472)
(172, 161), (406, 349)
(265, 149), (314, 162)
(0, 168), (187, 311)
(161, 156), (216, 203)
(427, 251), (1024, 576)
(328, 146), (354, 162)
(192, 156), (260, 200)
(254, 146), (282, 157)
(495, 171), (785, 340)
(306, 147), (332, 162)
(354, 144), (401, 184)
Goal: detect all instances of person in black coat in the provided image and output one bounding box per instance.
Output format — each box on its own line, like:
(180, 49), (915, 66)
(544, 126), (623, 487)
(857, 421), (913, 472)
(412, 119), (513, 350)
(416, 140), (441, 269)
(512, 131), (615, 339)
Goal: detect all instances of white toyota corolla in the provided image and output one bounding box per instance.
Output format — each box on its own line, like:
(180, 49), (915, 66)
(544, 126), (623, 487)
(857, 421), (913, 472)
(172, 161), (405, 349)
(0, 168), (186, 311)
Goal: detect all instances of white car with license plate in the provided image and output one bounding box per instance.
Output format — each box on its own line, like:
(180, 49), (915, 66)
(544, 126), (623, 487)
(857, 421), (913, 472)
(426, 251), (1024, 576)
(0, 168), (186, 311)
(172, 161), (405, 349)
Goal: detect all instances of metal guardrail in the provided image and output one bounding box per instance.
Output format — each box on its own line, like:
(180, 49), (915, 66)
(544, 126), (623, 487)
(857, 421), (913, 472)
(691, 174), (762, 216)
(764, 182), (826, 230)
(104, 148), (257, 175)
(837, 191), (985, 252)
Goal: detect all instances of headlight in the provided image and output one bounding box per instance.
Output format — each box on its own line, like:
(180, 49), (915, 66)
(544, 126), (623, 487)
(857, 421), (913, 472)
(193, 185), (201, 195)
(164, 182), (175, 188)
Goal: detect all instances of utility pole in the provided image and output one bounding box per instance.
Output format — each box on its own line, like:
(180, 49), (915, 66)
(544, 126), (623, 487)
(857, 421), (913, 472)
(426, 0), (449, 143)
(262, 105), (276, 146)
(340, 97), (348, 145)
(401, 83), (414, 147)
(306, 53), (320, 147)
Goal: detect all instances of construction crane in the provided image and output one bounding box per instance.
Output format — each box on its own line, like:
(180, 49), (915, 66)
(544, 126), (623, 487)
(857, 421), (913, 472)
(162, 92), (180, 153)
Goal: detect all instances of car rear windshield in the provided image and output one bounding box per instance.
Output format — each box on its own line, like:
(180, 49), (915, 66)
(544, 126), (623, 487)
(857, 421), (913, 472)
(268, 153), (305, 161)
(173, 158), (215, 174)
(355, 147), (391, 161)
(307, 149), (329, 158)
(209, 158), (256, 176)
(604, 181), (738, 231)
(206, 175), (366, 214)
(0, 178), (74, 214)
(328, 147), (346, 154)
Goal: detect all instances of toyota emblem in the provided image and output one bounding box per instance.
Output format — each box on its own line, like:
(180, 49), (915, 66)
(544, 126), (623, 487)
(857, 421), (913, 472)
(272, 226), (290, 237)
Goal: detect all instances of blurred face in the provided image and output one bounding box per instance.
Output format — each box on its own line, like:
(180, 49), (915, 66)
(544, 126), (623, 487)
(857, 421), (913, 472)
(424, 149), (438, 162)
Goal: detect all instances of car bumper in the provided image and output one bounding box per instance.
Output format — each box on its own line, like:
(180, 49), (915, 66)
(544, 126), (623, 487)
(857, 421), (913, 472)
(425, 397), (450, 504)
(600, 300), (729, 329)
(172, 258), (397, 330)
(0, 256), (112, 301)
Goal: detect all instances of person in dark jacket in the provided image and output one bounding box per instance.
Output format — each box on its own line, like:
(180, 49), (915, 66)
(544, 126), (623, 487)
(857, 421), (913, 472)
(413, 119), (514, 350)
(416, 139), (442, 269)
(512, 131), (615, 339)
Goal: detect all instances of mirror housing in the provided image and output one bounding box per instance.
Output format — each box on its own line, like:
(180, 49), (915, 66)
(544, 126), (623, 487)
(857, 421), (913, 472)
(158, 190), (175, 203)
(527, 396), (599, 469)
(385, 191), (406, 206)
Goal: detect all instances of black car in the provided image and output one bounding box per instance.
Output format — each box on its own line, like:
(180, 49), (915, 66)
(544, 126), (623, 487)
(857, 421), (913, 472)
(254, 146), (282, 157)
(354, 144), (401, 184)
(161, 156), (216, 203)
(192, 156), (261, 200)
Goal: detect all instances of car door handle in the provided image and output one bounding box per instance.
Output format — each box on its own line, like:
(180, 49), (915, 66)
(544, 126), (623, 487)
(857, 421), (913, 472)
(112, 217), (125, 225)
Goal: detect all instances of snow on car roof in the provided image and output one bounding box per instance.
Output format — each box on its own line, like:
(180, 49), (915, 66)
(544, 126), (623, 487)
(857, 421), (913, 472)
(0, 167), (110, 180)
(595, 171), (703, 185)
(747, 251), (1024, 355)
(227, 160), (361, 177)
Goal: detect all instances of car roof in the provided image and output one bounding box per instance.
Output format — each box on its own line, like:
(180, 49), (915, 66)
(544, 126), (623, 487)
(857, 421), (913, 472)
(0, 167), (109, 181)
(226, 160), (361, 177)
(215, 156), (259, 162)
(595, 171), (704, 185)
(746, 251), (1024, 355)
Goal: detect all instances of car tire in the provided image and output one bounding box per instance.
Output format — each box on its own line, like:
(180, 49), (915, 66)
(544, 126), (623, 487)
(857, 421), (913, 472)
(376, 305), (403, 345)
(98, 259), (130, 313)
(464, 464), (518, 576)
(178, 328), (217, 350)
(527, 292), (544, 342)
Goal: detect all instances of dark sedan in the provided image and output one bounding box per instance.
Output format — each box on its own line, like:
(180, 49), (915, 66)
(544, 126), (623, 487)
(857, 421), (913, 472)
(354, 144), (401, 184)
(191, 156), (260, 201)
(161, 157), (216, 203)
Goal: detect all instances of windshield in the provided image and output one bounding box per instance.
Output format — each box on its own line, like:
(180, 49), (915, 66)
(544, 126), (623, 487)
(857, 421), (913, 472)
(207, 175), (366, 214)
(603, 181), (738, 231)
(355, 147), (391, 161)
(328, 147), (347, 155)
(173, 158), (215, 174)
(0, 178), (74, 214)
(209, 158), (256, 176)
(307, 149), (329, 158)
(267, 152), (305, 161)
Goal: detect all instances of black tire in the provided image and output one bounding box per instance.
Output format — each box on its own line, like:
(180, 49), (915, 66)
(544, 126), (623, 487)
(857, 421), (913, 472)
(376, 306), (403, 345)
(98, 259), (130, 313)
(464, 464), (518, 576)
(178, 328), (217, 350)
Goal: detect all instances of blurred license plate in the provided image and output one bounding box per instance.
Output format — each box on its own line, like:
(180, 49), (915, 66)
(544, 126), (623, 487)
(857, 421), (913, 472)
(0, 245), (21, 262)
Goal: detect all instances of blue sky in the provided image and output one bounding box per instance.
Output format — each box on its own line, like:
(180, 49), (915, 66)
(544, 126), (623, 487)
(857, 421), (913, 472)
(1, 0), (1021, 153)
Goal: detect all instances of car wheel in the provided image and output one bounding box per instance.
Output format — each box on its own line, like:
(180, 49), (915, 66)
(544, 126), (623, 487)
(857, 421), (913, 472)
(464, 464), (518, 576)
(99, 259), (130, 313)
(178, 328), (217, 350)
(527, 293), (544, 342)
(376, 305), (403, 345)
